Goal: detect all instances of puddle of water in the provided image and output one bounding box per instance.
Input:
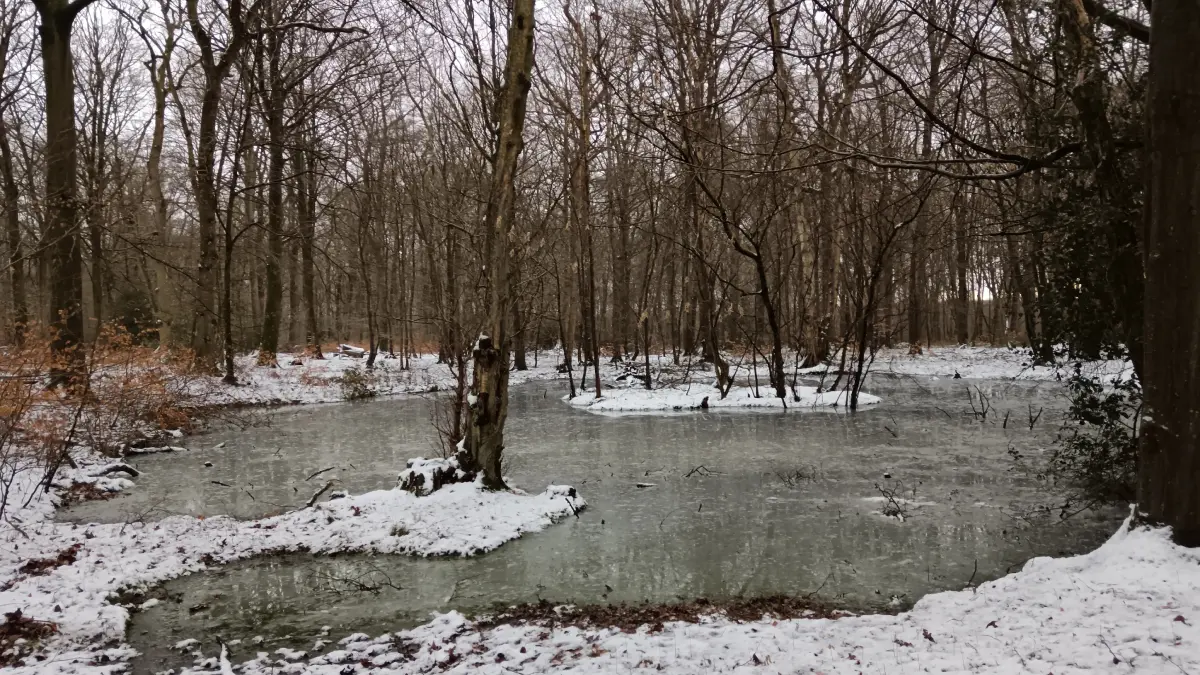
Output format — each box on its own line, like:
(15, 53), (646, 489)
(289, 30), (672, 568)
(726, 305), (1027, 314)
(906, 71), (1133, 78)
(78, 376), (1119, 672)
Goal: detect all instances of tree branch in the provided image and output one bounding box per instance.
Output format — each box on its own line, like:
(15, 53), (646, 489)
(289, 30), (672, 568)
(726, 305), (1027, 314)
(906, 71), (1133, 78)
(1081, 0), (1149, 43)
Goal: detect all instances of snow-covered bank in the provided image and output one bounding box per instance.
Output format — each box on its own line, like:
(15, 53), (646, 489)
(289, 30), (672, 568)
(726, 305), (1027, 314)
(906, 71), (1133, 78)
(198, 351), (566, 406)
(188, 345), (1127, 409)
(0, 454), (584, 672)
(170, 517), (1198, 675)
(565, 384), (881, 413)
(844, 345), (1133, 381)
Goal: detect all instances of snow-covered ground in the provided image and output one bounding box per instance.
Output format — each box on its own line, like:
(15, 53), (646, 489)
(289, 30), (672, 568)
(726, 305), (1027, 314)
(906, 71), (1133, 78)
(188, 345), (1128, 409)
(566, 383), (880, 413)
(852, 345), (1133, 381)
(0, 453), (583, 673)
(198, 351), (566, 406)
(137, 515), (1196, 675)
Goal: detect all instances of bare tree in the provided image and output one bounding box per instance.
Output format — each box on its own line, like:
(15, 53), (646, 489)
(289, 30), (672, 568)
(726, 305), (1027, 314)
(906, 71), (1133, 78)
(463, 0), (536, 489)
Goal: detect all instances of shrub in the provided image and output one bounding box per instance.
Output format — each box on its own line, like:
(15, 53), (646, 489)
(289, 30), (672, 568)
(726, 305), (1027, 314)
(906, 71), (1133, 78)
(1047, 367), (1141, 506)
(339, 368), (376, 400)
(1, 324), (222, 518)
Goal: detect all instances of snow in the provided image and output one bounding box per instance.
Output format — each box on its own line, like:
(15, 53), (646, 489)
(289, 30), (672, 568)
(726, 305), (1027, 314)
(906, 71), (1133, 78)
(0, 452), (584, 673)
(193, 351), (565, 407)
(565, 384), (881, 413)
(835, 345), (1134, 381)
(165, 516), (1200, 675)
(397, 456), (470, 496)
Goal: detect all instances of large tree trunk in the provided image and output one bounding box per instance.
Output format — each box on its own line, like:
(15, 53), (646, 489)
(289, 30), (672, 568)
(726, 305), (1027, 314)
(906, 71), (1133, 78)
(1138, 0), (1200, 547)
(257, 24), (285, 367)
(190, 79), (222, 366)
(464, 0), (536, 490)
(36, 0), (92, 370)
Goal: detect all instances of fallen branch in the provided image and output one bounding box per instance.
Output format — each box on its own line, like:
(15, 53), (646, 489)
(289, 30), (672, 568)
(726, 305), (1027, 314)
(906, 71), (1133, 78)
(89, 463), (140, 479)
(306, 479), (337, 507)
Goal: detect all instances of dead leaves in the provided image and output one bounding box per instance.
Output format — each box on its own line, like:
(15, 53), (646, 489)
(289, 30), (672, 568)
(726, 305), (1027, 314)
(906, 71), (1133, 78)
(0, 610), (59, 667)
(17, 543), (82, 576)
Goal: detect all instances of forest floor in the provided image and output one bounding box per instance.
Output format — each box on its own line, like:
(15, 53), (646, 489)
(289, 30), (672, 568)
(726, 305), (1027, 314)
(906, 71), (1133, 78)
(0, 345), (1149, 674)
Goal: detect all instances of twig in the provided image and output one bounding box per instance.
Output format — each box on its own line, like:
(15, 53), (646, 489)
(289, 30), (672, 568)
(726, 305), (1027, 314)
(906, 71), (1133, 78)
(803, 570), (835, 598)
(966, 559), (978, 592)
(1099, 636), (1124, 665)
(1028, 404), (1043, 430)
(875, 482), (909, 521)
(659, 505), (688, 529)
(1161, 655), (1192, 675)
(563, 497), (580, 518)
(305, 466), (337, 481)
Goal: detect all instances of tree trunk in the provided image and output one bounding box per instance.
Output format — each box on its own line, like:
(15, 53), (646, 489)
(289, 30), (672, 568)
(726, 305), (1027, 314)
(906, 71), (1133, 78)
(1138, 0), (1200, 547)
(953, 192), (970, 344)
(186, 0), (251, 369)
(147, 54), (173, 347)
(0, 115), (24, 345)
(512, 267), (528, 370)
(36, 0), (90, 370)
(294, 138), (321, 356)
(190, 77), (222, 366)
(257, 24), (285, 366)
(464, 0), (536, 490)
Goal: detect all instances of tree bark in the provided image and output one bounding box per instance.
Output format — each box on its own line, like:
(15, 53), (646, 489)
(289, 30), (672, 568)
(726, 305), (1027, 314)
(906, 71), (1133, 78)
(464, 0), (536, 490)
(186, 0), (253, 369)
(1138, 0), (1200, 547)
(0, 114), (23, 345)
(257, 15), (285, 366)
(144, 17), (175, 347)
(35, 0), (94, 369)
(293, 135), (321, 356)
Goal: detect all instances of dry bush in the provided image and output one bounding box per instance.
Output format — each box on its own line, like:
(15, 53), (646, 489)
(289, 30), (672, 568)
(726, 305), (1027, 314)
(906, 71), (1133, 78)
(63, 326), (215, 454)
(0, 324), (224, 519)
(0, 336), (62, 521)
(297, 371), (335, 388)
(338, 368), (377, 400)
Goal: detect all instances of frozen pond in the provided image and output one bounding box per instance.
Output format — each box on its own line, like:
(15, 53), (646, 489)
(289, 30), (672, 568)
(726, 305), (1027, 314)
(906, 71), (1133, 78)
(64, 376), (1123, 671)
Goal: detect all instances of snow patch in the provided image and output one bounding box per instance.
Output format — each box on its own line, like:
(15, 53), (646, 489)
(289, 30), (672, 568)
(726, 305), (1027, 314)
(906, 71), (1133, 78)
(566, 384), (880, 413)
